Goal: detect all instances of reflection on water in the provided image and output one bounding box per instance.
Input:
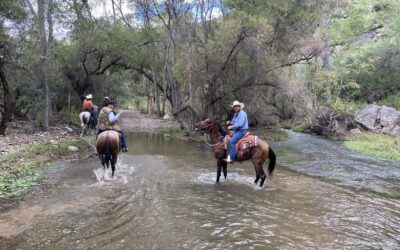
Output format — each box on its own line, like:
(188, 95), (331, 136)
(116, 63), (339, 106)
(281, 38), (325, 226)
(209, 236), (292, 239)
(0, 132), (399, 249)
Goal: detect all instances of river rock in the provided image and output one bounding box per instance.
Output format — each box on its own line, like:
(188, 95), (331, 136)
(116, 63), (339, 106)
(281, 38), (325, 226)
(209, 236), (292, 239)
(355, 104), (381, 131)
(67, 146), (79, 152)
(350, 128), (362, 134)
(65, 126), (74, 132)
(163, 113), (173, 120)
(355, 104), (400, 135)
(379, 106), (400, 129)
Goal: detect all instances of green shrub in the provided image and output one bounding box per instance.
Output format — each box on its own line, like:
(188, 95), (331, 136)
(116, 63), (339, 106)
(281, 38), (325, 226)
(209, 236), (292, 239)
(54, 106), (81, 125)
(378, 94), (400, 110)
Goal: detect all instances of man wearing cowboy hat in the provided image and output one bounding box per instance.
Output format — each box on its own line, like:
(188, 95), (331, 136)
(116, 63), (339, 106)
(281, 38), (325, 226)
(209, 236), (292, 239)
(83, 94), (98, 126)
(97, 98), (128, 152)
(225, 100), (248, 163)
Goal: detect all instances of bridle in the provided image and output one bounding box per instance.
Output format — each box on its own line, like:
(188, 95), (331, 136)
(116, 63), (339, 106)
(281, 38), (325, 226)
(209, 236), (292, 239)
(198, 120), (224, 148)
(197, 120), (214, 131)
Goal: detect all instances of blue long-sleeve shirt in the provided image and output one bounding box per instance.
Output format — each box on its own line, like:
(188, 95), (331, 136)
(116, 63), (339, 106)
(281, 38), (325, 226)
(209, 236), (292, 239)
(231, 109), (248, 131)
(109, 111), (120, 123)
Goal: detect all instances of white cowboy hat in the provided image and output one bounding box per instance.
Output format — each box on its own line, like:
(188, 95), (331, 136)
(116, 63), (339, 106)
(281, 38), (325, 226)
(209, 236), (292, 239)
(86, 94), (93, 99)
(231, 100), (244, 108)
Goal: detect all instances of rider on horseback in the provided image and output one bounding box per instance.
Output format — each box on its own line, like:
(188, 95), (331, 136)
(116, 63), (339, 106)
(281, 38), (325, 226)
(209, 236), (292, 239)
(97, 99), (128, 152)
(103, 96), (110, 107)
(224, 100), (248, 163)
(83, 94), (98, 126)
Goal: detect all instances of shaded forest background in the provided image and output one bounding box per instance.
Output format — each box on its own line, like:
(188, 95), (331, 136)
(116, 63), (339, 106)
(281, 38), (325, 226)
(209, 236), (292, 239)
(1, 0), (400, 135)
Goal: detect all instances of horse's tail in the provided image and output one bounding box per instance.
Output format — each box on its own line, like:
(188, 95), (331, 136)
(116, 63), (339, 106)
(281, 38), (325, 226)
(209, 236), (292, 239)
(104, 133), (111, 167)
(268, 147), (276, 177)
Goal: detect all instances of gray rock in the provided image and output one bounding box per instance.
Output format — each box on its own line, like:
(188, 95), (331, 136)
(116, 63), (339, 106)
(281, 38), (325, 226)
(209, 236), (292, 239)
(355, 104), (400, 135)
(391, 125), (400, 135)
(67, 146), (79, 152)
(379, 106), (400, 130)
(163, 113), (173, 120)
(355, 104), (381, 131)
(65, 126), (74, 132)
(350, 128), (362, 134)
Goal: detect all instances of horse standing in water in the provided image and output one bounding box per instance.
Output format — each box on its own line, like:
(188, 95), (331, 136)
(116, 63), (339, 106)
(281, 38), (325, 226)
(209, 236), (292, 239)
(79, 111), (96, 136)
(96, 130), (120, 180)
(195, 117), (276, 187)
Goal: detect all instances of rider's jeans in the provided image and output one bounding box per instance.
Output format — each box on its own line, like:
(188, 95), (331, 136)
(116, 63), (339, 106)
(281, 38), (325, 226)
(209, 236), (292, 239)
(89, 109), (98, 125)
(120, 129), (127, 149)
(229, 129), (247, 160)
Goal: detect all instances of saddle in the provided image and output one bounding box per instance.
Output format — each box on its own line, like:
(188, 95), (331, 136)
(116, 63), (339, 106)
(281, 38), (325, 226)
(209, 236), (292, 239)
(224, 133), (259, 162)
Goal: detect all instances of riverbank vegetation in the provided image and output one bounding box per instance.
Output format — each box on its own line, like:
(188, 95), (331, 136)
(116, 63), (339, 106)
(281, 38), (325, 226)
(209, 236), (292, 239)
(0, 137), (91, 198)
(2, 1), (400, 163)
(343, 133), (400, 161)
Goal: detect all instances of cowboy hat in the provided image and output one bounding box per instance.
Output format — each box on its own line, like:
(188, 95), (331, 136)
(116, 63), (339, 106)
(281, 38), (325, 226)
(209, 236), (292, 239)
(86, 94), (93, 99)
(231, 100), (244, 108)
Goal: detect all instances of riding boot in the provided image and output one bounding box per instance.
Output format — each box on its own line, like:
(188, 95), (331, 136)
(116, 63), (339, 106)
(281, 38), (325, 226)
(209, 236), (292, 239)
(223, 155), (234, 163)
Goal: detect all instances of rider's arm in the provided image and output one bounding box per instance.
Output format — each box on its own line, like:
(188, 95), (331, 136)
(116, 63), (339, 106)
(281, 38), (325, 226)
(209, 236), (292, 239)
(108, 112), (120, 123)
(232, 111), (245, 130)
(86, 100), (94, 109)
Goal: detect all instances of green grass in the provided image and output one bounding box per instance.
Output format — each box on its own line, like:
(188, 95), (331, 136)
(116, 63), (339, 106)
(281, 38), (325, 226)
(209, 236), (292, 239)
(0, 137), (90, 199)
(343, 133), (400, 161)
(0, 162), (48, 199)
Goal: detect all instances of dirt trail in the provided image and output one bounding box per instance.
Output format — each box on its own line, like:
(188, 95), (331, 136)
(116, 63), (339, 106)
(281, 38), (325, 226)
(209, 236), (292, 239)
(120, 110), (180, 133)
(0, 111), (179, 155)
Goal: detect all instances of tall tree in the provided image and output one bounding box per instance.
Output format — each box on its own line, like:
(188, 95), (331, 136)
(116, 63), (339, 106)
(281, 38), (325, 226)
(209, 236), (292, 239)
(0, 0), (26, 135)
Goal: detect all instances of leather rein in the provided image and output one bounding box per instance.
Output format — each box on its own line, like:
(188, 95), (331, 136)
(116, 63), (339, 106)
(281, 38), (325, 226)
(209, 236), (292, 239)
(200, 121), (224, 148)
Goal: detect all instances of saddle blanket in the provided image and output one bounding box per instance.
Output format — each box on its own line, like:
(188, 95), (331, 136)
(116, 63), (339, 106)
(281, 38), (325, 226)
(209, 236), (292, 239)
(224, 133), (259, 151)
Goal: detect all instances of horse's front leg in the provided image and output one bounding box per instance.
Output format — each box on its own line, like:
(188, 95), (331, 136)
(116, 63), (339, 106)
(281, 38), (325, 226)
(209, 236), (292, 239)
(216, 159), (222, 183)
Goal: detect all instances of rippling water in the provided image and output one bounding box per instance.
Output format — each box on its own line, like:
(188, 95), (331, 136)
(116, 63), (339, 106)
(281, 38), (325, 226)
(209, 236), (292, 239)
(0, 132), (399, 249)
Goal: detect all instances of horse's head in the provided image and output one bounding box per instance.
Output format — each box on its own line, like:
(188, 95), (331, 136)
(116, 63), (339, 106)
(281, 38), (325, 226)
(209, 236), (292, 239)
(194, 117), (218, 134)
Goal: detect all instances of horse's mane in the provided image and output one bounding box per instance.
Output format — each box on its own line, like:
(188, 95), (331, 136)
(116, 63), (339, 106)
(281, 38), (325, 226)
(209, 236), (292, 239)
(216, 120), (227, 137)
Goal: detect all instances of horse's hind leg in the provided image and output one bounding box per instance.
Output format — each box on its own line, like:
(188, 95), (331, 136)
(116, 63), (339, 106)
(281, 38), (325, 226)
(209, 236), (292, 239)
(111, 156), (117, 177)
(253, 161), (267, 187)
(80, 127), (85, 137)
(252, 160), (260, 184)
(258, 166), (267, 187)
(99, 155), (106, 167)
(254, 175), (260, 184)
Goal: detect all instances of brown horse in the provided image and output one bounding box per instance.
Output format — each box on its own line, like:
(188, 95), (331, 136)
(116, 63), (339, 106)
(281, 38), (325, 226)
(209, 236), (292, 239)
(195, 117), (276, 187)
(96, 130), (120, 180)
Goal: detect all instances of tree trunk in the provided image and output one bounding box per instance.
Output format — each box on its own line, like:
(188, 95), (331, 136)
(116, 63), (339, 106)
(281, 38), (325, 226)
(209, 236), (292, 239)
(38, 0), (49, 130)
(0, 59), (12, 135)
(151, 67), (161, 116)
(111, 0), (116, 22)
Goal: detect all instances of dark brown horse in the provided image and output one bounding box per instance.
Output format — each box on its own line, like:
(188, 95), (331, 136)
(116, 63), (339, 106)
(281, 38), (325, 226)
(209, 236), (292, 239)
(96, 130), (120, 180)
(195, 117), (276, 187)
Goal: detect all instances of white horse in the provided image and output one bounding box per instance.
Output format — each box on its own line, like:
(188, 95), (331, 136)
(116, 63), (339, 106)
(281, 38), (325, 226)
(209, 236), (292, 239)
(79, 111), (95, 136)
